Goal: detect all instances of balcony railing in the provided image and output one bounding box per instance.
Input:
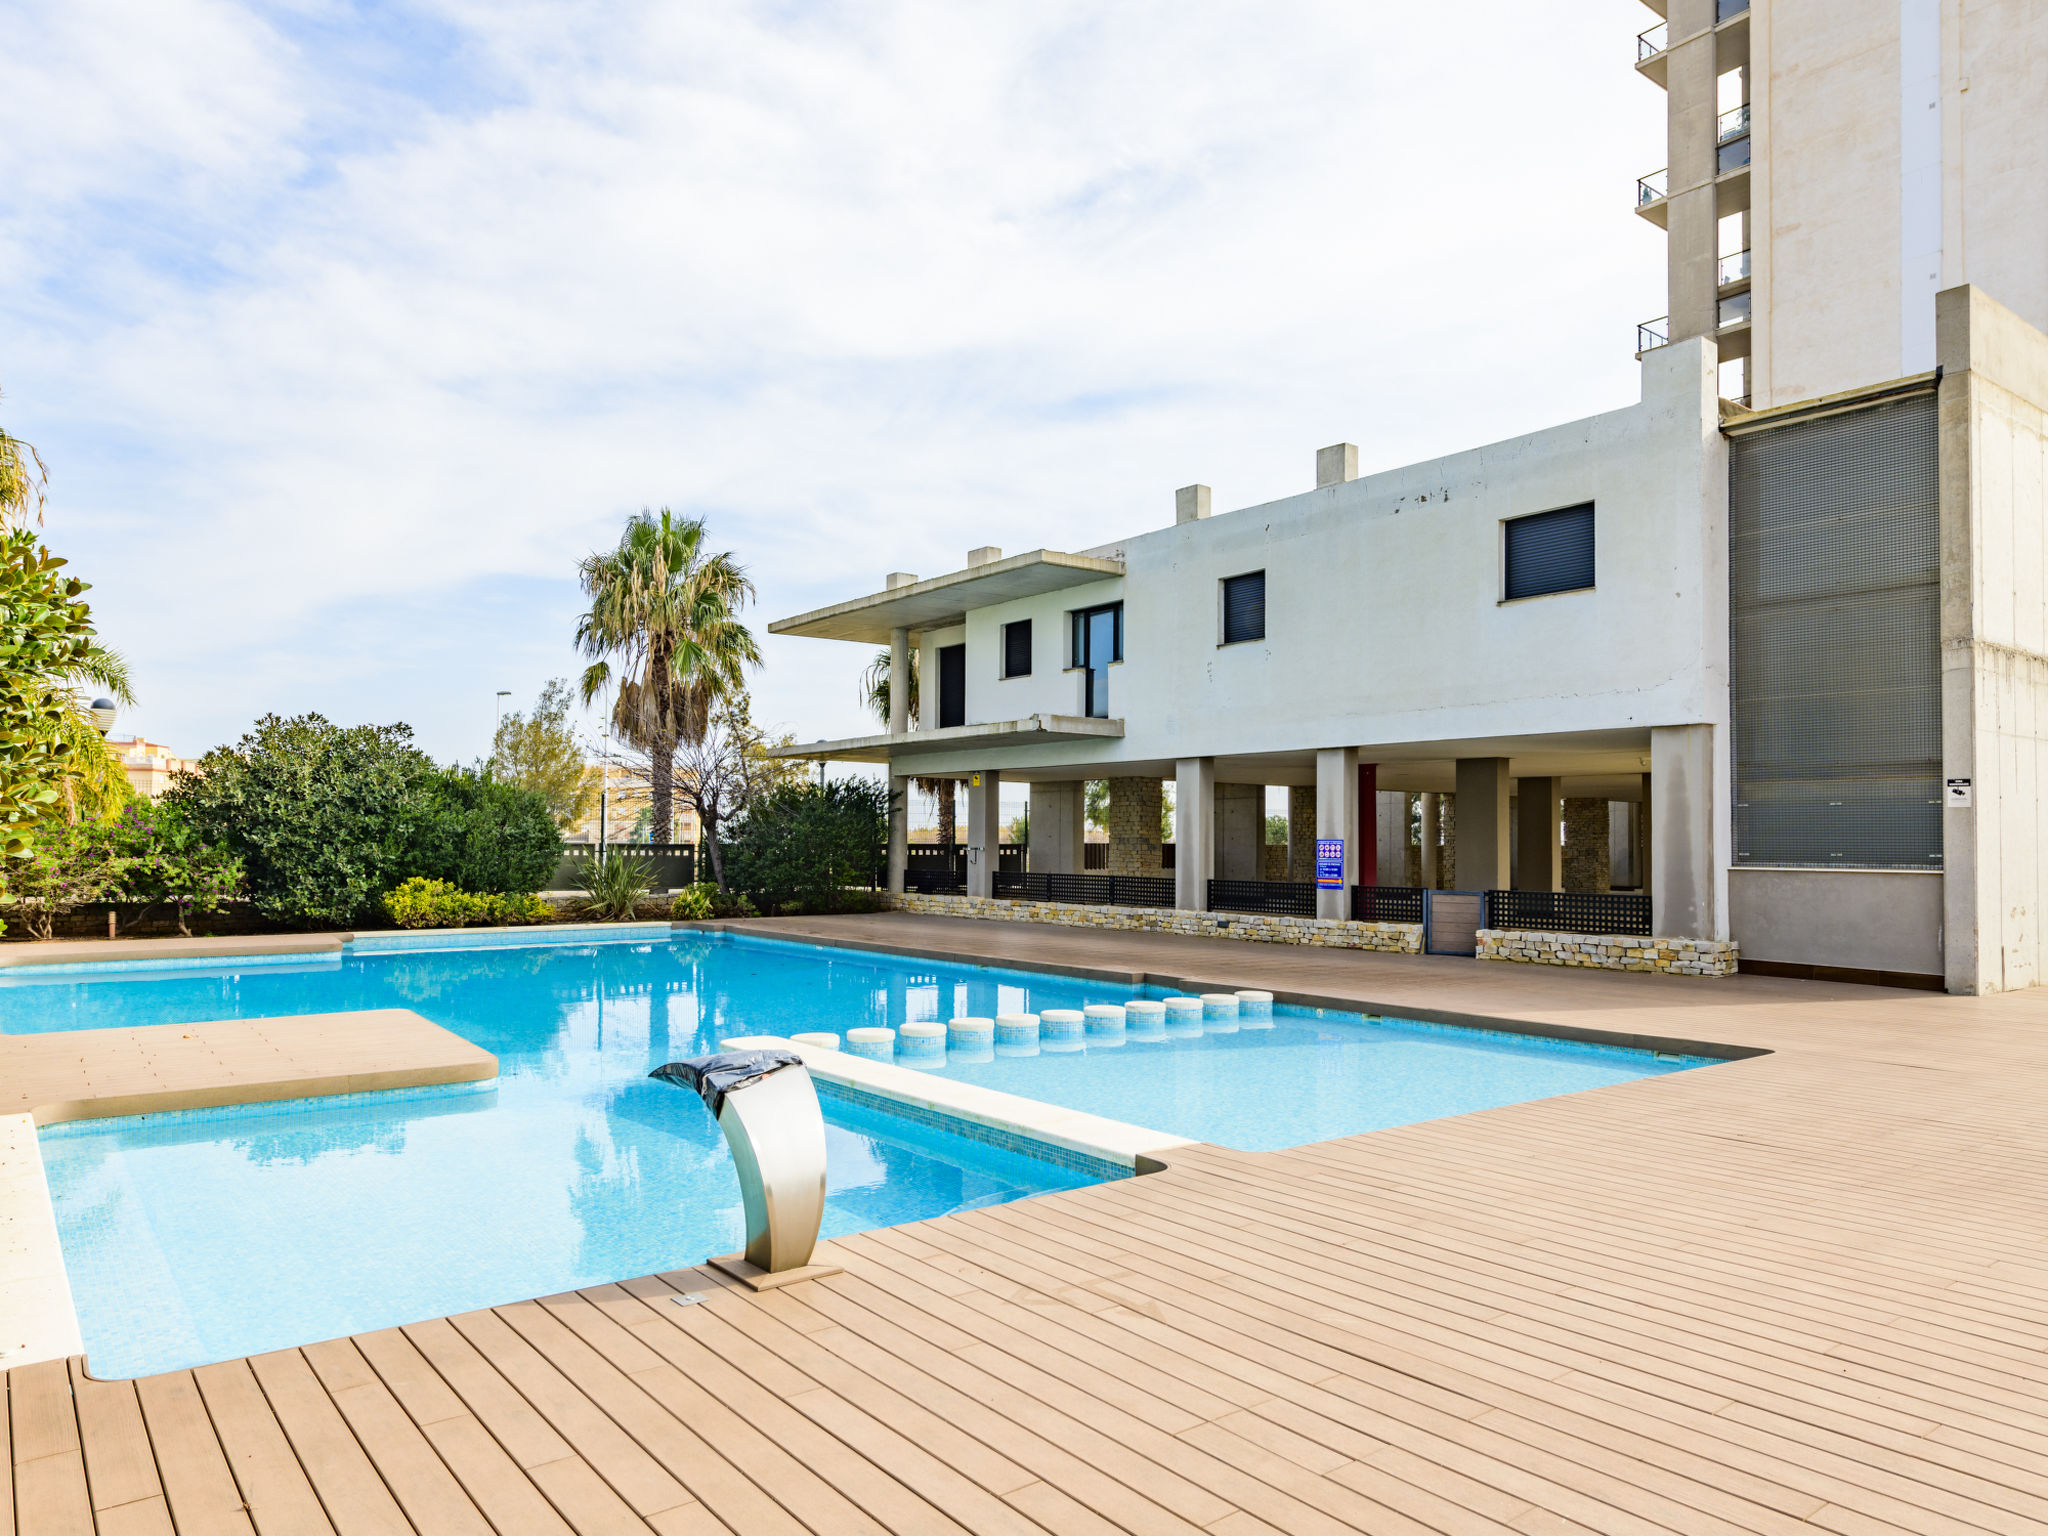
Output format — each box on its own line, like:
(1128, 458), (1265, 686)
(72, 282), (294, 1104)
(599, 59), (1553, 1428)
(1637, 316), (1670, 353)
(1718, 0), (1750, 19)
(1718, 135), (1751, 174)
(1637, 24), (1667, 62)
(1719, 289), (1753, 329)
(1717, 103), (1751, 142)
(1637, 169), (1668, 207)
(1719, 248), (1752, 286)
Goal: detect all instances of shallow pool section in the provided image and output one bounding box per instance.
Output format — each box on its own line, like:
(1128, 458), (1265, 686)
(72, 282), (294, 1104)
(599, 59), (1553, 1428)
(9, 929), (1703, 1377)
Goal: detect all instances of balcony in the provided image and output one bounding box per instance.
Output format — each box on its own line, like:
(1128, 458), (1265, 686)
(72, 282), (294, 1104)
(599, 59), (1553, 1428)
(1637, 316), (1670, 356)
(1717, 104), (1749, 141)
(1635, 168), (1670, 228)
(1637, 24), (1667, 64)
(1719, 248), (1751, 288)
(1718, 0), (1749, 18)
(1718, 290), (1752, 330)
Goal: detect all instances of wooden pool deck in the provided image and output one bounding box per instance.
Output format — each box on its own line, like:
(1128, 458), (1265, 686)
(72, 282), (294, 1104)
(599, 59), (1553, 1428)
(10, 911), (2048, 1535)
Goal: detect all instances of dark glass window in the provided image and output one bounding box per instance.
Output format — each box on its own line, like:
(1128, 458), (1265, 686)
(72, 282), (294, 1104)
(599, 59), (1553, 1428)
(1221, 571), (1265, 644)
(1071, 603), (1122, 719)
(1002, 619), (1032, 678)
(1504, 504), (1595, 600)
(937, 644), (965, 728)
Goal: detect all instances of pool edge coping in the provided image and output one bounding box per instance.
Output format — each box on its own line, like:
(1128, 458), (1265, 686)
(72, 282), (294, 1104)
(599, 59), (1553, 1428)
(0, 1112), (85, 1374)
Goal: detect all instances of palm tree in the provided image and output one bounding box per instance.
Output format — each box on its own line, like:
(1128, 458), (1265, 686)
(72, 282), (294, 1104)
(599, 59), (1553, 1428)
(0, 390), (49, 529)
(576, 509), (759, 843)
(857, 648), (956, 854)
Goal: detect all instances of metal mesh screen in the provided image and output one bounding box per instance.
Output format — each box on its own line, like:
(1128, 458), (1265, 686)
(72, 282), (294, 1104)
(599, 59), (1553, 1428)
(1729, 393), (1941, 868)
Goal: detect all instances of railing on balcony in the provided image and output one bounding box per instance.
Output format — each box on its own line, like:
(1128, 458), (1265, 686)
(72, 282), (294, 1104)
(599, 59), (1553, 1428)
(1719, 248), (1752, 286)
(1637, 316), (1670, 353)
(1717, 103), (1751, 142)
(1636, 24), (1667, 62)
(1718, 135), (1751, 174)
(1718, 0), (1750, 20)
(1719, 289), (1753, 329)
(1484, 890), (1652, 937)
(1637, 169), (1668, 207)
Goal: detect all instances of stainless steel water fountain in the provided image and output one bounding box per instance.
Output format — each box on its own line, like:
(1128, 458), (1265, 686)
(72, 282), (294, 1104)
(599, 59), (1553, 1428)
(649, 1049), (840, 1288)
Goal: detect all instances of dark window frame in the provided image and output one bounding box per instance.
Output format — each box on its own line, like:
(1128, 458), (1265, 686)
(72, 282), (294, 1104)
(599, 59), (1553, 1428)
(1502, 503), (1596, 603)
(1220, 570), (1266, 645)
(1070, 602), (1123, 720)
(936, 642), (966, 729)
(1001, 618), (1033, 679)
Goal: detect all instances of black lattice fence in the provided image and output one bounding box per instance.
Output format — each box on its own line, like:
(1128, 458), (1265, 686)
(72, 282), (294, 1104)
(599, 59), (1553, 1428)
(1484, 890), (1652, 936)
(904, 867), (965, 895)
(1207, 880), (1317, 917)
(1352, 885), (1425, 924)
(992, 872), (1176, 908)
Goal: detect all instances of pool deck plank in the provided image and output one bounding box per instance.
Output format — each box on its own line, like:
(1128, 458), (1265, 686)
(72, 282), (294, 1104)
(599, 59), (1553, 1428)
(14, 914), (2048, 1531)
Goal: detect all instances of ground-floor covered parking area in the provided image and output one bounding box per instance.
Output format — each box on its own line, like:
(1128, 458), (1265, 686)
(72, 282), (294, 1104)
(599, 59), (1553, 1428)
(10, 911), (2046, 1535)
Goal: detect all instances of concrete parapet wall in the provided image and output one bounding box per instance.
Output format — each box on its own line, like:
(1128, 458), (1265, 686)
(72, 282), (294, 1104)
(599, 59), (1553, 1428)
(885, 892), (1421, 953)
(1476, 928), (1738, 978)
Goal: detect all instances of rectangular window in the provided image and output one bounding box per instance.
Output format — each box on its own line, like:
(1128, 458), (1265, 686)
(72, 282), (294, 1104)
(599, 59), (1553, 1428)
(1002, 619), (1032, 678)
(1221, 571), (1265, 644)
(1071, 602), (1122, 719)
(1503, 503), (1595, 600)
(937, 643), (965, 728)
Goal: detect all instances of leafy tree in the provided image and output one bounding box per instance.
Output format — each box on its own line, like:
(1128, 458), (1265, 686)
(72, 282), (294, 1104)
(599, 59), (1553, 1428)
(858, 646), (956, 849)
(105, 800), (243, 935)
(165, 714), (442, 926)
(492, 678), (596, 831)
(1266, 813), (1289, 845)
(577, 509), (759, 843)
(0, 529), (93, 865)
(0, 390), (48, 529)
(1, 819), (130, 939)
(658, 690), (806, 887)
(725, 778), (889, 914)
(409, 768), (560, 897)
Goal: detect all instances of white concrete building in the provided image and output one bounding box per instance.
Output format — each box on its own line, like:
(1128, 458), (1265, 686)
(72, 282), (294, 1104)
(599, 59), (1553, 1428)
(772, 6), (2048, 995)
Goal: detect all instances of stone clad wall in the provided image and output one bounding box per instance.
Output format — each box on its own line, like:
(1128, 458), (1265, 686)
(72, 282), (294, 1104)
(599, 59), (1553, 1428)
(1561, 798), (1612, 893)
(1105, 777), (1164, 875)
(887, 892), (1421, 952)
(1476, 928), (1738, 977)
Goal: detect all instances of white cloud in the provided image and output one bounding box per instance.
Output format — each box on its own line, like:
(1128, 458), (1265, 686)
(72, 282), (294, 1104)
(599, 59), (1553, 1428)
(0, 0), (1665, 761)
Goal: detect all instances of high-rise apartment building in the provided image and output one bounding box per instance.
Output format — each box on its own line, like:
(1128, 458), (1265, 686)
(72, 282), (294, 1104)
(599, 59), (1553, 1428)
(1636, 0), (2048, 408)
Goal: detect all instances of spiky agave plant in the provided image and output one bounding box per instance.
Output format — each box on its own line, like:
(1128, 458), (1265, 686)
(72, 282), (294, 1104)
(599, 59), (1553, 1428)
(576, 850), (657, 920)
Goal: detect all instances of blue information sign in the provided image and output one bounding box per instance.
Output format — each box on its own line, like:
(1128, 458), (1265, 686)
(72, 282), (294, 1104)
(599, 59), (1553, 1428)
(1315, 838), (1345, 889)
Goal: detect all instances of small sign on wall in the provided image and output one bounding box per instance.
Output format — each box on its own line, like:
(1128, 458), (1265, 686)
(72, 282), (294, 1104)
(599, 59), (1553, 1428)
(1945, 777), (1973, 808)
(1315, 838), (1346, 888)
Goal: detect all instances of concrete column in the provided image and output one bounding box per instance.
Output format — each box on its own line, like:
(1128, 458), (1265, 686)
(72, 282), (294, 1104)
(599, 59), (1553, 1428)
(1513, 777), (1562, 892)
(1287, 784), (1317, 881)
(1027, 781), (1084, 874)
(1213, 783), (1262, 881)
(1419, 792), (1440, 889)
(1105, 777), (1164, 874)
(888, 627), (909, 735)
(1563, 799), (1612, 893)
(1315, 748), (1360, 920)
(1454, 759), (1510, 891)
(965, 770), (1001, 900)
(1174, 760), (1216, 911)
(1650, 725), (1715, 939)
(886, 774), (909, 894)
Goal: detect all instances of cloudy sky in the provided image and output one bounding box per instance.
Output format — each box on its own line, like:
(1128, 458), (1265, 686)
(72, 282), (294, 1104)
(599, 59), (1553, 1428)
(0, 0), (1664, 769)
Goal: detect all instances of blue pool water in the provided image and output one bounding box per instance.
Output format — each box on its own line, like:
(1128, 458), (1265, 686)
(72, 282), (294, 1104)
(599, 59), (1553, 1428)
(7, 931), (1702, 1377)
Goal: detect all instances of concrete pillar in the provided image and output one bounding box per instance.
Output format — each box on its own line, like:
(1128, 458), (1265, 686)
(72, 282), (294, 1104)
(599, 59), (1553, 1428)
(1419, 792), (1440, 888)
(1563, 799), (1612, 893)
(965, 770), (1001, 900)
(1105, 777), (1164, 874)
(1175, 760), (1215, 911)
(887, 774), (909, 893)
(1287, 784), (1317, 882)
(1513, 777), (1561, 892)
(1213, 783), (1262, 881)
(1175, 485), (1211, 524)
(888, 627), (910, 735)
(1455, 759), (1510, 891)
(1650, 725), (1715, 939)
(1375, 790), (1405, 886)
(1315, 748), (1360, 920)
(1027, 781), (1084, 875)
(1639, 771), (1654, 897)
(1316, 443), (1359, 488)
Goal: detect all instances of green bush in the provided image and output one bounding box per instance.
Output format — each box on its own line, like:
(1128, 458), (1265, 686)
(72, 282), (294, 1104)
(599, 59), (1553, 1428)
(670, 882), (716, 921)
(408, 768), (559, 897)
(576, 851), (656, 920)
(383, 877), (550, 929)
(724, 779), (887, 915)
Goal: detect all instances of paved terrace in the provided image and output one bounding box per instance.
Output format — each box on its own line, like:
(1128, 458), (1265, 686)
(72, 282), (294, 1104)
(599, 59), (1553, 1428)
(8, 910), (2048, 1535)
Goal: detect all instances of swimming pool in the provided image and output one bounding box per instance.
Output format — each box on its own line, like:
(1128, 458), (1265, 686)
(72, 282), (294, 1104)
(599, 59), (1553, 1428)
(9, 929), (1703, 1377)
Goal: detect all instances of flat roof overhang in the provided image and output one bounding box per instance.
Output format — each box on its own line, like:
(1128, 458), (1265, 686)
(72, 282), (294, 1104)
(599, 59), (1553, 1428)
(769, 550), (1124, 643)
(771, 714), (1125, 765)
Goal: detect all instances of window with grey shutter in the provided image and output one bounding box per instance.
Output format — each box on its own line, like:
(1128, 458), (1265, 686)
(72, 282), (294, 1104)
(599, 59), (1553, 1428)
(1002, 619), (1032, 678)
(1504, 504), (1595, 600)
(1222, 571), (1265, 644)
